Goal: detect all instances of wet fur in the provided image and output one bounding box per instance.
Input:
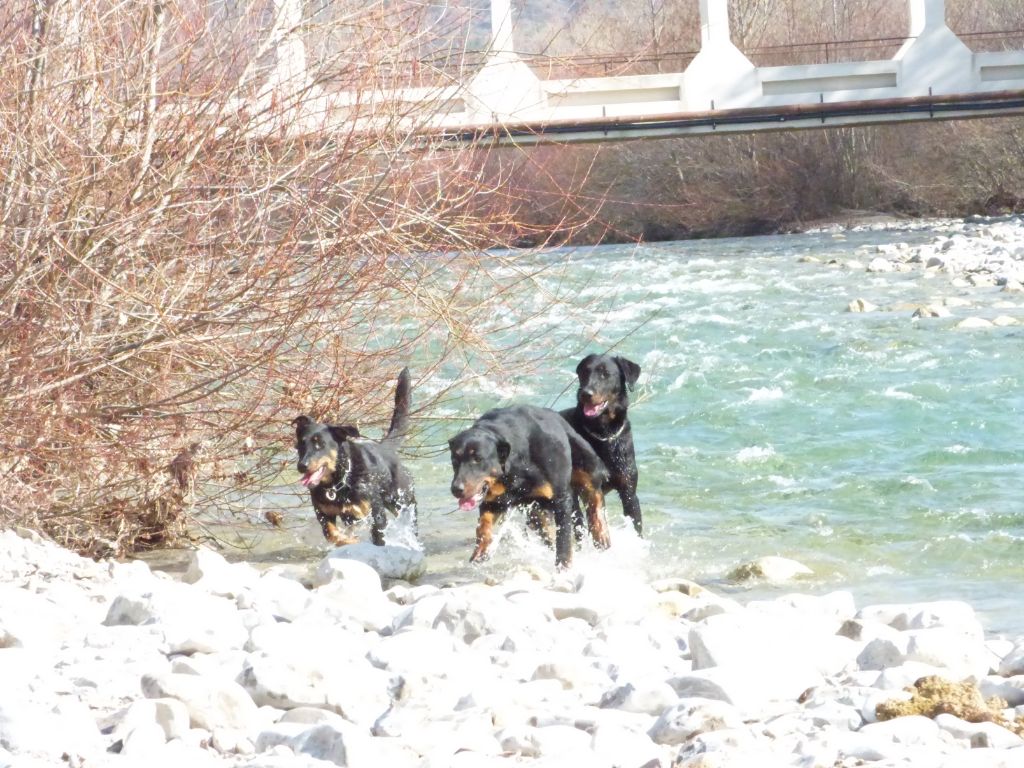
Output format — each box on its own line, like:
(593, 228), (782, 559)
(561, 353), (643, 536)
(449, 405), (608, 568)
(294, 368), (415, 546)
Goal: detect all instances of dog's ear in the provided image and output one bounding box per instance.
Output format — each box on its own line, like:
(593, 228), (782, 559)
(292, 415), (313, 435)
(330, 424), (361, 441)
(615, 357), (642, 391)
(575, 354), (598, 380)
(496, 438), (511, 472)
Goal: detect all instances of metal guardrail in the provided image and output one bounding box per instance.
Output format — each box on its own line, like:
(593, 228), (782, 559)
(329, 28), (1024, 89)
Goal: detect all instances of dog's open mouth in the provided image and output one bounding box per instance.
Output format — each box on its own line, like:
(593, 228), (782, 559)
(458, 482), (489, 511)
(583, 400), (608, 418)
(300, 466), (326, 488)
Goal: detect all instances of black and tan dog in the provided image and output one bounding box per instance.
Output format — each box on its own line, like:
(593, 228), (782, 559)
(561, 353), (643, 536)
(293, 368), (415, 546)
(449, 405), (609, 568)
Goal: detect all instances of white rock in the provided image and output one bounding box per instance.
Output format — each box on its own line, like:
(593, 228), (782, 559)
(957, 316), (994, 329)
(867, 257), (895, 272)
(589, 724), (666, 768)
(322, 543), (426, 581)
(648, 698), (744, 745)
(1000, 642), (1024, 676)
(182, 547), (259, 597)
(313, 581), (398, 632)
(141, 672), (258, 732)
(847, 298), (878, 313)
(312, 554), (383, 591)
(860, 712), (937, 749)
(0, 696), (103, 762)
(246, 618), (373, 662)
(934, 713), (1024, 749)
(669, 663), (821, 715)
(532, 657), (612, 693)
(104, 584), (247, 655)
(857, 636), (910, 671)
(727, 556), (812, 584)
(599, 679), (678, 715)
(993, 315), (1019, 326)
(0, 585), (80, 649)
(905, 627), (990, 679)
(872, 661), (947, 691)
(115, 698), (191, 742)
(856, 600), (981, 632)
(979, 675), (1024, 707)
(498, 724), (591, 757)
(243, 574), (314, 623)
(238, 653), (394, 727)
(913, 304), (951, 318)
(689, 609), (855, 677)
(120, 721), (167, 756)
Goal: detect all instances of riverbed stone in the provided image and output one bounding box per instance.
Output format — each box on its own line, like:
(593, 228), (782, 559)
(141, 672), (258, 732)
(848, 298), (878, 313)
(238, 652), (394, 726)
(648, 698), (744, 745)
(934, 713), (1024, 749)
(999, 642), (1024, 676)
(979, 675), (1024, 707)
(727, 556), (812, 584)
(321, 543), (426, 582)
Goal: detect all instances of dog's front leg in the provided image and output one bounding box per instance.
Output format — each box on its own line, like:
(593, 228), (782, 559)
(618, 479), (642, 537)
(471, 509), (497, 562)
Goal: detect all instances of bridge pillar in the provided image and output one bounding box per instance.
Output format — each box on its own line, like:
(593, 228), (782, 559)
(682, 0), (758, 110)
(466, 0), (542, 123)
(895, 0), (973, 94)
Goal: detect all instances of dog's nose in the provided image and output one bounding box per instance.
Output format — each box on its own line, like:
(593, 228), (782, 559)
(297, 461), (308, 473)
(451, 481), (465, 498)
(580, 387), (594, 398)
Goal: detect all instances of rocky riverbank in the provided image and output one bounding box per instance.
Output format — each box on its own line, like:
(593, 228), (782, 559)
(2, 527), (1023, 768)
(809, 214), (1024, 324)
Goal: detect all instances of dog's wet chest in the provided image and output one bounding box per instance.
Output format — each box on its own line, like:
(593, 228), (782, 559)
(312, 489), (371, 521)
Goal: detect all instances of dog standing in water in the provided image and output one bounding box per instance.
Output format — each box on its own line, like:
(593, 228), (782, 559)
(448, 405), (609, 568)
(561, 353), (643, 536)
(293, 369), (415, 546)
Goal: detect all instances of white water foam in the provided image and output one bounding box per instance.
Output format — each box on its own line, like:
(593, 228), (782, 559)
(735, 445), (776, 463)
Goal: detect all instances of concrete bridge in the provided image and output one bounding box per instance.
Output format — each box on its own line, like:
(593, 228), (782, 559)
(262, 0), (1024, 146)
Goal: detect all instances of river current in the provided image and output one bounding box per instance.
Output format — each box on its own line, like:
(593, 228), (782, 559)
(254, 218), (1024, 636)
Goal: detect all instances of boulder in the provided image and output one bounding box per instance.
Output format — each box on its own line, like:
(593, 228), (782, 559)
(320, 543), (426, 582)
(727, 556), (812, 584)
(141, 672), (258, 732)
(104, 584), (247, 655)
(648, 698), (744, 745)
(847, 298), (878, 313)
(238, 652), (394, 727)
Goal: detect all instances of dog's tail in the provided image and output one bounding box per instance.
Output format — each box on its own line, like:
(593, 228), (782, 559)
(384, 367), (412, 441)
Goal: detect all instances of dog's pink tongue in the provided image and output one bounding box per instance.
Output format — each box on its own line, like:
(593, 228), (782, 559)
(301, 467), (325, 487)
(583, 403), (603, 417)
(458, 497), (478, 511)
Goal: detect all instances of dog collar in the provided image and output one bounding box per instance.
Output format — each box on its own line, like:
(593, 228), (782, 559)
(584, 419), (628, 442)
(324, 455), (352, 501)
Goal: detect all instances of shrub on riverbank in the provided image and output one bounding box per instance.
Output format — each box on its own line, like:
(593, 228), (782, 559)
(0, 1), (585, 556)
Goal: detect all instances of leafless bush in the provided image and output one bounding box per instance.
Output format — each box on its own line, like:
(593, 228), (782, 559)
(0, 0), (592, 556)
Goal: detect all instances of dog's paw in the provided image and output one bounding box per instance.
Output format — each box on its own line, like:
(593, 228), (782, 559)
(469, 549), (490, 563)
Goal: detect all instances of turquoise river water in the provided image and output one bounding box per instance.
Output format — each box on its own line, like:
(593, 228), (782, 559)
(253, 220), (1024, 636)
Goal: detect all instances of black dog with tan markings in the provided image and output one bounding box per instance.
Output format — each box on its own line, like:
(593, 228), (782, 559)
(293, 368), (415, 547)
(561, 353), (643, 536)
(449, 404), (609, 568)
